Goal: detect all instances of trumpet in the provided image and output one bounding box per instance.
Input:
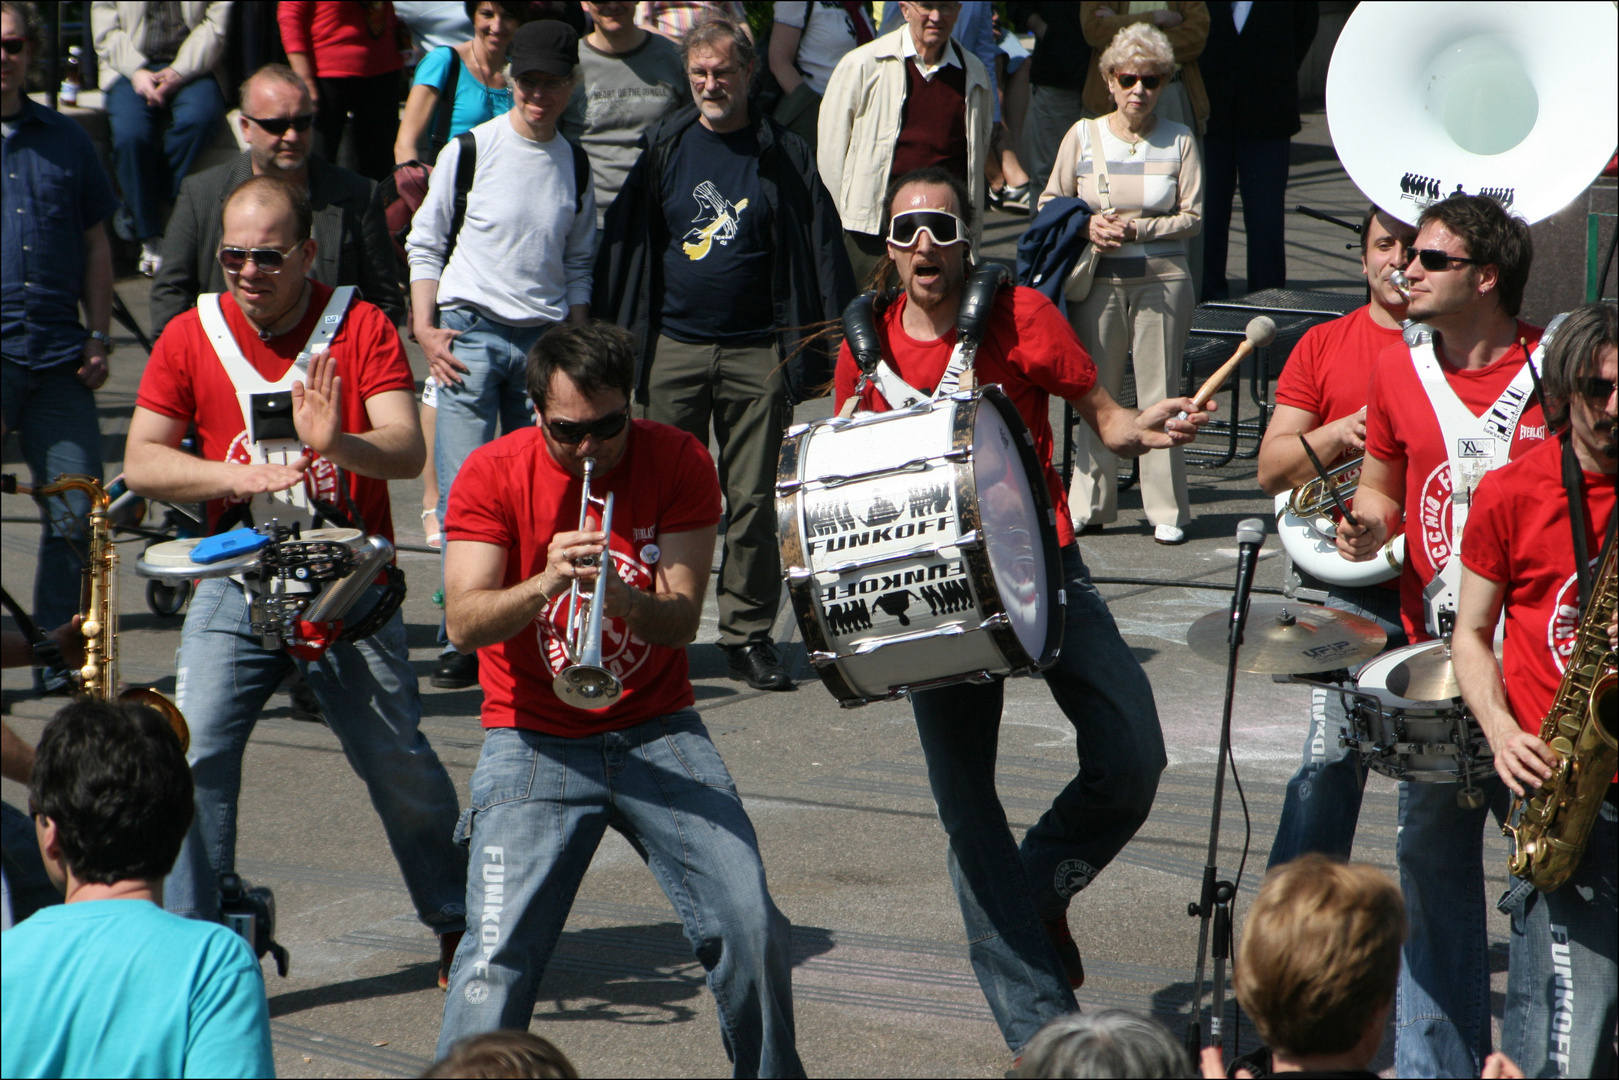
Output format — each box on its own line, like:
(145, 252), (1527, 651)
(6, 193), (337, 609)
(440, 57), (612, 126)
(1288, 455), (1363, 519)
(1276, 454), (1404, 588)
(554, 458), (624, 711)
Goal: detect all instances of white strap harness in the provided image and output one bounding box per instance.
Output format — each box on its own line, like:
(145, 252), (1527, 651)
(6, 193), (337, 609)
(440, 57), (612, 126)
(196, 287), (355, 520)
(1407, 327), (1539, 636)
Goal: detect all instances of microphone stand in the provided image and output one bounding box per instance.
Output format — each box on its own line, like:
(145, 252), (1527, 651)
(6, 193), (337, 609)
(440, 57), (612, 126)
(1185, 523), (1263, 1061)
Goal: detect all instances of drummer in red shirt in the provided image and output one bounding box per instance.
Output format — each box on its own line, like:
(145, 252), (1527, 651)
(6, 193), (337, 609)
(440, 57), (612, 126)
(124, 177), (468, 982)
(1454, 302), (1617, 1080)
(1336, 193), (1547, 1079)
(832, 166), (1210, 1056)
(435, 321), (802, 1075)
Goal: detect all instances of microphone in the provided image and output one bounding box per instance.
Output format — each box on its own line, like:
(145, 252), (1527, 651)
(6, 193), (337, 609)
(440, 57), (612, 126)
(1228, 517), (1266, 646)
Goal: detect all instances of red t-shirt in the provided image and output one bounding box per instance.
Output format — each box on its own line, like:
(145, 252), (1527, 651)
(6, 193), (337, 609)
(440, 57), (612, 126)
(1462, 436), (1616, 735)
(277, 1), (404, 79)
(135, 282), (415, 539)
(833, 285), (1097, 548)
(1363, 321), (1548, 639)
(444, 422), (723, 737)
(1274, 305), (1407, 463)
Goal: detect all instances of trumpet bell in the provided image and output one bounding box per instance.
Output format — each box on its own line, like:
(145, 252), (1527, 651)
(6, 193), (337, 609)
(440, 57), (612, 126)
(1327, 2), (1618, 226)
(554, 665), (623, 711)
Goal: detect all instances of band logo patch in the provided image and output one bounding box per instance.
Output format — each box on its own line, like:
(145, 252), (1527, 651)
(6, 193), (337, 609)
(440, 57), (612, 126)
(1418, 462), (1455, 573)
(803, 481), (955, 561)
(1547, 562), (1597, 674)
(1054, 859), (1099, 898)
(536, 548), (653, 687)
(1455, 437), (1495, 459)
(223, 429), (340, 507)
(1399, 172), (1514, 212)
(817, 559), (971, 638)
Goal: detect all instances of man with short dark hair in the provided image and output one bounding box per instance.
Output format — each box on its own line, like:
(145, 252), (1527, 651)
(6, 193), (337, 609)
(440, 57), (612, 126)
(125, 176), (468, 986)
(151, 63), (405, 337)
(1338, 193), (1546, 1079)
(2, 0), (119, 649)
(0, 698), (274, 1079)
(597, 14), (854, 691)
(438, 320), (802, 1075)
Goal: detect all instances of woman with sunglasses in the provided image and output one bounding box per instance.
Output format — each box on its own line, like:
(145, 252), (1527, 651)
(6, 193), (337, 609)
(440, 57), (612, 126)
(1040, 22), (1202, 545)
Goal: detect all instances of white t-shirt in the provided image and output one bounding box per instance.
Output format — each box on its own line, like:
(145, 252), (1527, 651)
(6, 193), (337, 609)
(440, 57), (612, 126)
(773, 1), (874, 97)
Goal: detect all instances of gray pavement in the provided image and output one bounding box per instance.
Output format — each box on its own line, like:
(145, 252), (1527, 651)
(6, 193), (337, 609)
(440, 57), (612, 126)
(2, 110), (1514, 1078)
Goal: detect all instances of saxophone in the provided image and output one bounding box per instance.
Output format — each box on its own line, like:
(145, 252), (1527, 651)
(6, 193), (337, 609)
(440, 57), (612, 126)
(12, 475), (189, 751)
(1503, 535), (1618, 891)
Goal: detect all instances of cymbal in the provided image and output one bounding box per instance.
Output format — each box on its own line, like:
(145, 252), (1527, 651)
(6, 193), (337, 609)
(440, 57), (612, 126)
(1187, 602), (1388, 674)
(1384, 641), (1461, 701)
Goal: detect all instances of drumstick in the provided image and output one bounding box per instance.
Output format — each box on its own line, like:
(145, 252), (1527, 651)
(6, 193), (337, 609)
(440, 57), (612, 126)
(1185, 317), (1277, 412)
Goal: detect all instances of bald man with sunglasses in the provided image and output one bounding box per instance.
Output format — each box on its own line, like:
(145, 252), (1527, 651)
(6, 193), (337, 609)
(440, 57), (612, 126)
(150, 63), (404, 338)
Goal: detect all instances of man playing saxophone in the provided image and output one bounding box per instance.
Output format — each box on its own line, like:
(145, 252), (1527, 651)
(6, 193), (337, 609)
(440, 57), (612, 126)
(1255, 205), (1415, 867)
(1452, 301), (1616, 1080)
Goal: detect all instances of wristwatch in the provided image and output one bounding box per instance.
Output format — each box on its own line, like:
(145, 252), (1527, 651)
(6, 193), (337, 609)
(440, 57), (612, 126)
(88, 330), (112, 349)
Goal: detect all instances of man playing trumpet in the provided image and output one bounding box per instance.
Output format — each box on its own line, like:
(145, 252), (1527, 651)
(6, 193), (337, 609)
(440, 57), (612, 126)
(437, 321), (803, 1076)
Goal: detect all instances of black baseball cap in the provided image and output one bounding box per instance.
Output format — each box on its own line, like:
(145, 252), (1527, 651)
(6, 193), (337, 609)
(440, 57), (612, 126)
(508, 20), (578, 78)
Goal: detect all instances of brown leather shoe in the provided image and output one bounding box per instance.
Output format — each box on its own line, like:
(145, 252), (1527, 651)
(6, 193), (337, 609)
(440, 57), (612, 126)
(438, 930), (464, 991)
(1042, 915), (1085, 989)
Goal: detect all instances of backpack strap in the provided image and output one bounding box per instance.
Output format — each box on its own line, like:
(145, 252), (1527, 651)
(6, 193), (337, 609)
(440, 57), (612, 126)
(429, 49), (462, 154)
(446, 130), (477, 262)
(567, 138), (590, 214)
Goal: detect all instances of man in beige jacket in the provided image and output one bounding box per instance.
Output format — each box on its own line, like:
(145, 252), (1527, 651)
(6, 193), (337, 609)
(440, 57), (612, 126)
(817, 0), (991, 285)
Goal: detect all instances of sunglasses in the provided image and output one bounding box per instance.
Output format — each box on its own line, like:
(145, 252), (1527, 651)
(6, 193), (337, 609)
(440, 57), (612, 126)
(1115, 72), (1163, 90)
(887, 209), (969, 248)
(217, 243), (303, 274)
(1404, 247), (1483, 272)
(545, 409), (630, 445)
(1574, 376), (1616, 401)
(1, 36), (26, 56)
(242, 113), (315, 136)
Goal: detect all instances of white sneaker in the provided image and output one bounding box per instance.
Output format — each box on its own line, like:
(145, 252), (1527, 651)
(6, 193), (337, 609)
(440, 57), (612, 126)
(1154, 524), (1186, 545)
(139, 240), (163, 277)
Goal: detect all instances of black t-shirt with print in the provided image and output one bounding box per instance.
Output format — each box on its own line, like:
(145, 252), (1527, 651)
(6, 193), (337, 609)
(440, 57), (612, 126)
(658, 123), (775, 343)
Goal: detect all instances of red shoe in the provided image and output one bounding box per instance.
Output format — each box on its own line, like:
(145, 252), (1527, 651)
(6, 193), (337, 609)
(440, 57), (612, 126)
(438, 930), (464, 991)
(1042, 916), (1085, 989)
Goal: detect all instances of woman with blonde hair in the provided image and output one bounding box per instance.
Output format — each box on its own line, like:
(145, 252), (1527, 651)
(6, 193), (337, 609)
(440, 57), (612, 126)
(1040, 22), (1201, 544)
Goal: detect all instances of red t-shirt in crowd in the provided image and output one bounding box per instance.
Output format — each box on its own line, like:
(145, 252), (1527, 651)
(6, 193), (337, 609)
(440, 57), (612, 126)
(278, 1), (404, 80)
(1462, 435), (1616, 735)
(833, 285), (1098, 549)
(136, 282), (414, 540)
(1363, 321), (1547, 639)
(1274, 305), (1407, 464)
(444, 422), (723, 737)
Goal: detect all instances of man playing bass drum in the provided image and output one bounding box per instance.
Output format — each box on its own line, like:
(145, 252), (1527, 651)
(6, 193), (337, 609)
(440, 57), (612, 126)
(1255, 205), (1415, 867)
(1337, 193), (1547, 1079)
(832, 165), (1210, 1057)
(437, 321), (802, 1076)
(1453, 302), (1617, 1080)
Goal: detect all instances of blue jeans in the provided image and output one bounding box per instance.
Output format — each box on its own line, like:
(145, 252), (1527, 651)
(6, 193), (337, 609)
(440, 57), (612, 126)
(105, 73), (226, 239)
(1499, 798), (1618, 1079)
(433, 307), (545, 649)
(909, 544), (1166, 1051)
(163, 577), (466, 932)
(1267, 583), (1407, 867)
(438, 714), (803, 1078)
(0, 358), (103, 636)
(1395, 774), (1513, 1077)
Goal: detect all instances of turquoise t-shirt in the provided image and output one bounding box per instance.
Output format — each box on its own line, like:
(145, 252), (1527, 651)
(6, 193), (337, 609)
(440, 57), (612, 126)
(1, 900), (275, 1079)
(413, 45), (513, 142)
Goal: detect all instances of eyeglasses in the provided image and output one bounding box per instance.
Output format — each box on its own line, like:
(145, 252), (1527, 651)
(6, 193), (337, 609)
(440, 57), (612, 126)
(217, 244), (304, 275)
(1404, 247), (1483, 272)
(689, 65), (741, 83)
(1115, 73), (1163, 90)
(1, 36), (27, 56)
(545, 409), (630, 445)
(1574, 376), (1616, 401)
(242, 113), (315, 136)
(887, 209), (969, 248)
(515, 74), (573, 96)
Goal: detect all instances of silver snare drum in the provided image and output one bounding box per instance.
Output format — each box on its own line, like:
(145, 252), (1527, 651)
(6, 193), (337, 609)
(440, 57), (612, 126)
(776, 387), (1064, 706)
(1343, 640), (1495, 786)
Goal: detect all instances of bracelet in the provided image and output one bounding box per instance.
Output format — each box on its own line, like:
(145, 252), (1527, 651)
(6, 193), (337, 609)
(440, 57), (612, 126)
(88, 330), (112, 348)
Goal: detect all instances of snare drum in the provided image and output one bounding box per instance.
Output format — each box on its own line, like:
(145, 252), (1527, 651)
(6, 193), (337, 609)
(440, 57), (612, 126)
(135, 529), (362, 581)
(776, 387), (1064, 706)
(1343, 640), (1494, 783)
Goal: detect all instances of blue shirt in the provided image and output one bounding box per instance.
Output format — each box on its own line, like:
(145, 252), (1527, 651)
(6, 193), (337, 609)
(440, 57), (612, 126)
(1, 100), (119, 370)
(1, 899), (275, 1079)
(413, 45), (513, 143)
(659, 123), (775, 344)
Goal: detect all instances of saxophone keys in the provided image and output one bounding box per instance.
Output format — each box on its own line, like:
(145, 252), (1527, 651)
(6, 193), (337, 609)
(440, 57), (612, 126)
(81, 619), (101, 639)
(1548, 736), (1575, 758)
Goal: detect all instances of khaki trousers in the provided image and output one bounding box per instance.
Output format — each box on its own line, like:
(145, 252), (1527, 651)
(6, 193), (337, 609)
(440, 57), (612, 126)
(643, 335), (788, 647)
(1066, 261), (1193, 529)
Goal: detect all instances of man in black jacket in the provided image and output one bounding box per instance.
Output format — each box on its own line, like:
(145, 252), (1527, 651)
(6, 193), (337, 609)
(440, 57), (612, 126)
(1197, 1), (1317, 300)
(149, 64), (404, 337)
(1010, 3), (1089, 194)
(595, 15), (854, 691)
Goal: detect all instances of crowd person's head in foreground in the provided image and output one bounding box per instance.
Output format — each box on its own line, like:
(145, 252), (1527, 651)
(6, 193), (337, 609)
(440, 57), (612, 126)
(424, 1031), (579, 1079)
(1015, 1008), (1191, 1078)
(1235, 855), (1403, 1075)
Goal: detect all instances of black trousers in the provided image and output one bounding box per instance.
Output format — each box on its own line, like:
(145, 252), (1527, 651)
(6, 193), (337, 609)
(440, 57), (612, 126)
(314, 70), (401, 182)
(1201, 134), (1291, 300)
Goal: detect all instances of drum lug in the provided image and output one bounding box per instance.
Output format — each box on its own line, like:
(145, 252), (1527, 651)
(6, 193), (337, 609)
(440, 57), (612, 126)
(807, 650), (839, 668)
(965, 670), (995, 684)
(956, 529), (982, 550)
(942, 448), (970, 463)
(786, 567), (813, 585)
(785, 422), (812, 438)
(777, 478), (803, 494)
(980, 612), (1011, 631)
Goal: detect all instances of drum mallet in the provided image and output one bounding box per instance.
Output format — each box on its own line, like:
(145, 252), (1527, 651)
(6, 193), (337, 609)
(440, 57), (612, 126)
(1178, 316), (1277, 420)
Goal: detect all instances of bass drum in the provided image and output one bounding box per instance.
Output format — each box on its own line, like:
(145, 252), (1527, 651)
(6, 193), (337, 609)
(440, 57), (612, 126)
(777, 387), (1064, 706)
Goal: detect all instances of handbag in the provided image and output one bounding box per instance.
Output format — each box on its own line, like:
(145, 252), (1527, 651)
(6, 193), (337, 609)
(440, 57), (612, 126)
(1063, 119), (1114, 304)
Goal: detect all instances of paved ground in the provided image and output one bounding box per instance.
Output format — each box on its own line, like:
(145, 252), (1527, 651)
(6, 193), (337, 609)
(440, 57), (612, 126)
(1, 110), (1514, 1077)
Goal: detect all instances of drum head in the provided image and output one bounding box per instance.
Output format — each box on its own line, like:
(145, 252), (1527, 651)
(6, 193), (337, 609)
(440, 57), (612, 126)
(1357, 641), (1460, 708)
(972, 402), (1049, 661)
